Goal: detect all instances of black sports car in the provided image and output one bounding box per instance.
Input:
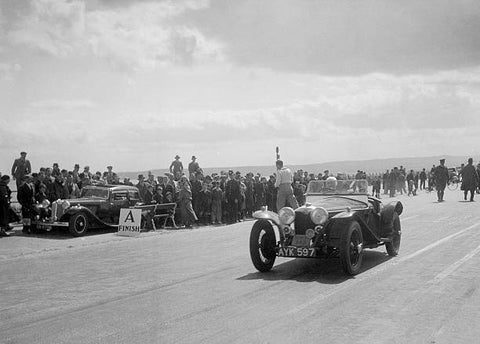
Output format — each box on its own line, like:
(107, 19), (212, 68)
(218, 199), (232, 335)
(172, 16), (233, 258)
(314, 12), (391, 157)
(249, 179), (403, 275)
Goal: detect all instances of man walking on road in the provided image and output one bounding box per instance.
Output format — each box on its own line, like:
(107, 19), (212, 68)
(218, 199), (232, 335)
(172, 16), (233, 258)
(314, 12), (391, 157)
(461, 158), (479, 202)
(434, 158), (449, 202)
(275, 160), (298, 211)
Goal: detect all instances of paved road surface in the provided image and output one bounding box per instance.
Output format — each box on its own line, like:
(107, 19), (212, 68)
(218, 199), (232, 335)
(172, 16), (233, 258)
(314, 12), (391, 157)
(1, 189), (479, 344)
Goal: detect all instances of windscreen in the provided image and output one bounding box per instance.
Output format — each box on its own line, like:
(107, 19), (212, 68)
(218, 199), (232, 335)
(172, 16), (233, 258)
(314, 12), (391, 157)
(306, 179), (369, 195)
(80, 187), (109, 199)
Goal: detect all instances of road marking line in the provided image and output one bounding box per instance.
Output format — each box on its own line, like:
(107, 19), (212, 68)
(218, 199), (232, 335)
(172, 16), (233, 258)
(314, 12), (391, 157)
(401, 215), (419, 221)
(398, 221), (480, 263)
(432, 244), (480, 283)
(288, 221), (480, 315)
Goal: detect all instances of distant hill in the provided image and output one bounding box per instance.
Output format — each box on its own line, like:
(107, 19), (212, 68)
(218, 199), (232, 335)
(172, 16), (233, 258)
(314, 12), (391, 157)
(118, 155), (479, 180)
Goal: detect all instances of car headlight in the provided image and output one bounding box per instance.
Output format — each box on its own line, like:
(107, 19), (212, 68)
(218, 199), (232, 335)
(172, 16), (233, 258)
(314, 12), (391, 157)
(61, 200), (71, 210)
(310, 207), (329, 225)
(278, 207), (295, 225)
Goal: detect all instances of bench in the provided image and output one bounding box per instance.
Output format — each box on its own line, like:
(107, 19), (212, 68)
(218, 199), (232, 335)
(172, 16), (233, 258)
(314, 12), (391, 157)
(133, 202), (177, 230)
(151, 202), (178, 230)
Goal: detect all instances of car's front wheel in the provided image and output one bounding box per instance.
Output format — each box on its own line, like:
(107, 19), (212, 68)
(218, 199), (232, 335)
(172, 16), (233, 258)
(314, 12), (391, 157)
(249, 220), (276, 272)
(340, 221), (364, 275)
(386, 212), (401, 256)
(69, 213), (89, 237)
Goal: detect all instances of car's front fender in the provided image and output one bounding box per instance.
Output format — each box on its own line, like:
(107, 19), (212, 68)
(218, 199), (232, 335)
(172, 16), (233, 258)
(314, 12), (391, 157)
(253, 209), (280, 226)
(63, 206), (112, 227)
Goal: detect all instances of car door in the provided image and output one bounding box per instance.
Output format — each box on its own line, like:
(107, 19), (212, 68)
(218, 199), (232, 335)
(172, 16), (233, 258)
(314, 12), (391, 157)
(128, 189), (141, 206)
(111, 190), (130, 219)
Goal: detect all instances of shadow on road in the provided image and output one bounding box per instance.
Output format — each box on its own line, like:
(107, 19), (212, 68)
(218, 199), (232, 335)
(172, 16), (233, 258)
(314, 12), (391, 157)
(9, 226), (115, 240)
(237, 250), (392, 285)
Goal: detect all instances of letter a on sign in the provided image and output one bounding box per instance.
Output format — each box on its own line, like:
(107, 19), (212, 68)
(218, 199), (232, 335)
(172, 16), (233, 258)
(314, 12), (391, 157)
(124, 210), (135, 223)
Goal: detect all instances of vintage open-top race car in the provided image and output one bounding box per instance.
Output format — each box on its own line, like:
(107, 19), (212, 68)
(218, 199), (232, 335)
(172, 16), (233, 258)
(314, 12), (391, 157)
(249, 179), (403, 275)
(33, 184), (142, 236)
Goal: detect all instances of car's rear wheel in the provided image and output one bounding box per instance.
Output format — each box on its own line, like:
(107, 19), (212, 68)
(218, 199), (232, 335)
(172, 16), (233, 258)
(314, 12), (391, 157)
(69, 213), (88, 237)
(249, 220), (276, 272)
(340, 221), (364, 275)
(386, 212), (401, 256)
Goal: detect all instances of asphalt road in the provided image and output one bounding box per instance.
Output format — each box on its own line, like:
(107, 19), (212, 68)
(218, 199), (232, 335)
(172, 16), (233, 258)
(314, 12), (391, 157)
(1, 188), (479, 344)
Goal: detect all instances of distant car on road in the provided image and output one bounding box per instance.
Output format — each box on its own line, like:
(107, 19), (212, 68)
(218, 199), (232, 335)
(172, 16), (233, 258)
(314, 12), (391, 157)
(249, 179), (403, 275)
(34, 184), (142, 236)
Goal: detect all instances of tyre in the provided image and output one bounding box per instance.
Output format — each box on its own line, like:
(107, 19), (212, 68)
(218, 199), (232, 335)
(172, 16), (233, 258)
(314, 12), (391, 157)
(339, 221), (364, 275)
(447, 181), (458, 191)
(69, 213), (88, 237)
(386, 212), (401, 256)
(249, 220), (277, 272)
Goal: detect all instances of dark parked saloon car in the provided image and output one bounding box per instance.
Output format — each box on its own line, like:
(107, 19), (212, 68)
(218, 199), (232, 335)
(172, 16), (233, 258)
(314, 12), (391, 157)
(34, 184), (141, 236)
(249, 179), (403, 275)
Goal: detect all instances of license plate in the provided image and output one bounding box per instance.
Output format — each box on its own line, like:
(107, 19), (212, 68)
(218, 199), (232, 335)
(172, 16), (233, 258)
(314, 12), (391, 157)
(37, 223), (52, 230)
(278, 246), (317, 257)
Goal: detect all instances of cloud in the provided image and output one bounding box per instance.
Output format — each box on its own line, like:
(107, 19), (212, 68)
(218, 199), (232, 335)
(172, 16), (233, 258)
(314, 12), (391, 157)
(189, 0), (480, 75)
(7, 0), (86, 56)
(5, 0), (223, 71)
(28, 98), (95, 111)
(0, 62), (22, 80)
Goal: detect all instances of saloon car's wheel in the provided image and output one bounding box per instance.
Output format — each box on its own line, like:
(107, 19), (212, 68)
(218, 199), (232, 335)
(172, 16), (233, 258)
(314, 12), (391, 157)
(386, 212), (401, 257)
(249, 220), (276, 272)
(340, 221), (364, 275)
(69, 213), (88, 237)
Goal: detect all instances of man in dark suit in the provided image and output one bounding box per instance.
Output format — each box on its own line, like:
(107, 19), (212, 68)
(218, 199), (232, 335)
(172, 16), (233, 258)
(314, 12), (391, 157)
(11, 151), (31, 190)
(17, 175), (36, 234)
(434, 159), (450, 202)
(225, 170), (241, 224)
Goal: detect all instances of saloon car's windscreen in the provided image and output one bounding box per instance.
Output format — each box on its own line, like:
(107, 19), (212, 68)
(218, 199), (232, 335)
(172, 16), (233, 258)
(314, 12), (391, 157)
(80, 187), (109, 199)
(307, 179), (369, 194)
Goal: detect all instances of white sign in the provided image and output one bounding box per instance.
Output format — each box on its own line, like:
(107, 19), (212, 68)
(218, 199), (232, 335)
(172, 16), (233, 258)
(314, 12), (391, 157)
(117, 208), (142, 237)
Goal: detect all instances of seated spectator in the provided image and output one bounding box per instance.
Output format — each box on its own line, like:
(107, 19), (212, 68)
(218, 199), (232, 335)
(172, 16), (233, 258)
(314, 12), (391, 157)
(143, 183), (155, 204)
(153, 185), (164, 204)
(66, 172), (80, 198)
(35, 183), (48, 203)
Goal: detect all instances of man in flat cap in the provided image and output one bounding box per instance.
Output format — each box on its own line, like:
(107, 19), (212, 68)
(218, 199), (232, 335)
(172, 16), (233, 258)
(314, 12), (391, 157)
(11, 151), (31, 190)
(434, 158), (449, 202)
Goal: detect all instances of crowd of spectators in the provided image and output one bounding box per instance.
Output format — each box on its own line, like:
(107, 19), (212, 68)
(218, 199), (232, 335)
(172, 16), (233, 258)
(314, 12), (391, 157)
(1, 152), (479, 235)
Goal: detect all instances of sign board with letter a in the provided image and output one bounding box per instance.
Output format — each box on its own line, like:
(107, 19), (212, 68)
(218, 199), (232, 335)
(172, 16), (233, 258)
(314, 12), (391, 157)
(117, 208), (142, 237)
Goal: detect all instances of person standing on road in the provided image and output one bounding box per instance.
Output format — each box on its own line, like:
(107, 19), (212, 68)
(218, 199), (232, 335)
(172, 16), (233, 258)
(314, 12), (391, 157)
(275, 160), (299, 211)
(460, 158), (479, 202)
(419, 168), (427, 190)
(0, 175), (12, 237)
(434, 159), (449, 202)
(382, 170), (390, 195)
(178, 175), (198, 228)
(17, 175), (36, 234)
(11, 151), (31, 190)
(225, 170), (241, 224)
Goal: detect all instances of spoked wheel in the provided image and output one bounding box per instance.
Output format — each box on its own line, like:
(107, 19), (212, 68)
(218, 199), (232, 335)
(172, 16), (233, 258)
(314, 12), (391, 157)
(386, 212), (401, 256)
(340, 221), (364, 275)
(249, 220), (277, 272)
(447, 181), (458, 191)
(69, 213), (88, 237)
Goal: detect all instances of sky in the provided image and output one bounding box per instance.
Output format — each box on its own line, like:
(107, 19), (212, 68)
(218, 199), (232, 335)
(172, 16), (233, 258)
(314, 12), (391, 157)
(1, 0), (480, 174)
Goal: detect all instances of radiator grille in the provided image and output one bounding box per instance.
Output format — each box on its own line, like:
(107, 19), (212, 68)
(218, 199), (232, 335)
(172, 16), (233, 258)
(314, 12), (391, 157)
(51, 202), (64, 221)
(294, 212), (314, 235)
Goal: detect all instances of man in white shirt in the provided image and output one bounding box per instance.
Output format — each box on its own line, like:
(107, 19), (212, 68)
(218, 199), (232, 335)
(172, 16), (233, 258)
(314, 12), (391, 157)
(275, 160), (299, 211)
